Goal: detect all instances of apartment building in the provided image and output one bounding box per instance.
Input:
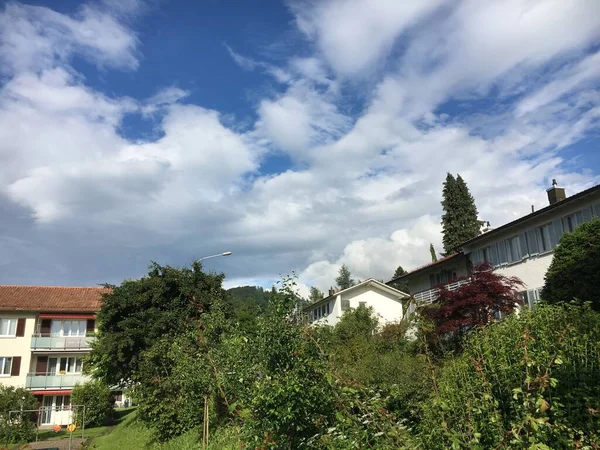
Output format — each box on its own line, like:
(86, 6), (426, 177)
(389, 181), (600, 309)
(304, 279), (408, 326)
(0, 285), (106, 425)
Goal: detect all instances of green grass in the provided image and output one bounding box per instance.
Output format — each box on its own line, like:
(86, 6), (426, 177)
(86, 409), (239, 450)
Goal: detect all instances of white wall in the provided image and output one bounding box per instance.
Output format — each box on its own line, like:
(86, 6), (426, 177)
(493, 252), (553, 291)
(307, 284), (405, 327)
(342, 285), (404, 326)
(0, 313), (36, 388)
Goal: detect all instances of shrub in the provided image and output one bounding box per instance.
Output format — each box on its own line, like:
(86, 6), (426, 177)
(72, 380), (115, 427)
(542, 217), (600, 310)
(417, 303), (600, 449)
(0, 386), (37, 444)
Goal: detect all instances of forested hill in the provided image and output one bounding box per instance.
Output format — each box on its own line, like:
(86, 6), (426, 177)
(226, 285), (272, 310)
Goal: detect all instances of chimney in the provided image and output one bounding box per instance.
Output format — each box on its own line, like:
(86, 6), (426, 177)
(328, 288), (335, 297)
(546, 179), (566, 205)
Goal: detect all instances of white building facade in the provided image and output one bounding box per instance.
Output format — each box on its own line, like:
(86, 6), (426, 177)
(0, 285), (121, 426)
(389, 182), (600, 309)
(304, 279), (408, 327)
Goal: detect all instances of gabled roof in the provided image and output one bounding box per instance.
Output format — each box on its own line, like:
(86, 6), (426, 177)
(461, 182), (600, 248)
(0, 285), (109, 312)
(303, 278), (409, 312)
(387, 253), (464, 284)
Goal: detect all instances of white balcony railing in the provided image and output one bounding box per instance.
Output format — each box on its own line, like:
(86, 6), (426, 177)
(413, 278), (471, 305)
(25, 373), (86, 389)
(30, 335), (94, 351)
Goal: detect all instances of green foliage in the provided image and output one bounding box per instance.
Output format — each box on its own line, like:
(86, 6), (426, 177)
(0, 385), (37, 444)
(441, 173), (481, 255)
(335, 264), (354, 290)
(90, 262), (226, 386)
(542, 218), (600, 310)
(417, 303), (600, 449)
(71, 380), (115, 427)
(309, 286), (325, 303)
(430, 243), (438, 262)
(244, 277), (335, 449)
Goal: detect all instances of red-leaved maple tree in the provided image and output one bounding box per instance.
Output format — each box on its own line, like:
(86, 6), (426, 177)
(421, 262), (524, 338)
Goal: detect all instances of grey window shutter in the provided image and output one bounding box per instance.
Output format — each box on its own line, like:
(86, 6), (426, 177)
(341, 299), (350, 311)
(489, 244), (499, 267)
(518, 233), (528, 259)
(526, 230), (538, 254)
(582, 207), (592, 223)
(576, 210), (584, 228)
(594, 203), (600, 218)
(497, 241), (508, 264)
(551, 220), (563, 248)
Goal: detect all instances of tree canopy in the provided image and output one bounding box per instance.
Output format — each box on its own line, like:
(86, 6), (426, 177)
(336, 264), (355, 290)
(421, 262), (523, 345)
(89, 262), (225, 386)
(308, 286), (324, 303)
(542, 218), (600, 310)
(441, 173), (481, 255)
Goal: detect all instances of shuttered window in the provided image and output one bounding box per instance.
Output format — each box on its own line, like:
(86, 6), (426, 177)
(0, 319), (17, 337)
(0, 357), (12, 375)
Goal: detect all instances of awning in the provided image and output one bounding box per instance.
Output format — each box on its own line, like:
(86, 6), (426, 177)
(39, 314), (95, 319)
(32, 390), (72, 396)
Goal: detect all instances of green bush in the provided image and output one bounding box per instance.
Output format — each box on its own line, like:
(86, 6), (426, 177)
(542, 217), (600, 310)
(0, 386), (37, 444)
(71, 380), (115, 427)
(417, 303), (600, 449)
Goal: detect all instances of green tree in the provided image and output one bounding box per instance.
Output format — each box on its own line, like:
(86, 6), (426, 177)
(391, 265), (409, 293)
(308, 286), (324, 303)
(429, 243), (438, 262)
(542, 218), (600, 310)
(336, 264), (355, 290)
(89, 262), (226, 386)
(393, 265), (406, 279)
(441, 173), (481, 255)
(71, 381), (115, 427)
(0, 386), (37, 444)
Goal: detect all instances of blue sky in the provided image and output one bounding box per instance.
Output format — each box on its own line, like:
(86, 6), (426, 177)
(0, 0), (599, 295)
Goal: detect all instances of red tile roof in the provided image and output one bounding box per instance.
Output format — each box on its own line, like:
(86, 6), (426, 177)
(0, 285), (109, 312)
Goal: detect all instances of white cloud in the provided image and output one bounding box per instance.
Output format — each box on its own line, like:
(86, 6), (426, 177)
(0, 2), (139, 75)
(290, 0), (447, 76)
(0, 0), (599, 292)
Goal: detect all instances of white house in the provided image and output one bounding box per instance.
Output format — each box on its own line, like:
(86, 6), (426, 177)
(0, 285), (127, 426)
(388, 181), (600, 310)
(304, 279), (409, 326)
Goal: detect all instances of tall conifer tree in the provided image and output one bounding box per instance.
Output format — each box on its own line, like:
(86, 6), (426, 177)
(441, 173), (481, 255)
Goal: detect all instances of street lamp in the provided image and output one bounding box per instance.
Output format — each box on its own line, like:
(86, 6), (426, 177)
(196, 251), (232, 263)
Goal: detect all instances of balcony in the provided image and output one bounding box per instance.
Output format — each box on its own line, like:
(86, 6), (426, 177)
(30, 335), (94, 351)
(25, 373), (86, 389)
(413, 278), (471, 305)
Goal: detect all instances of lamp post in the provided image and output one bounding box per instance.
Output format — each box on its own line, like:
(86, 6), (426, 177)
(196, 251), (232, 263)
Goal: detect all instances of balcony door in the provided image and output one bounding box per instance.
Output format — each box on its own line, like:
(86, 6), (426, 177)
(40, 395), (71, 425)
(50, 320), (87, 337)
(47, 357), (83, 375)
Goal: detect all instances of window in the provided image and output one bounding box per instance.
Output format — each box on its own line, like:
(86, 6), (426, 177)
(0, 319), (17, 337)
(311, 302), (331, 321)
(55, 395), (70, 410)
(51, 320), (87, 337)
(341, 299), (350, 311)
(48, 357), (83, 374)
(359, 301), (367, 308)
(0, 357), (12, 375)
(521, 289), (540, 310)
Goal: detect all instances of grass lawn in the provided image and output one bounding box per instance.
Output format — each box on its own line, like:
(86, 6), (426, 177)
(35, 408), (136, 443)
(86, 409), (238, 450)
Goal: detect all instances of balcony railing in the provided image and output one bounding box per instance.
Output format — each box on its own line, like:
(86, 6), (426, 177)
(30, 335), (94, 351)
(413, 278), (471, 305)
(25, 373), (86, 389)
